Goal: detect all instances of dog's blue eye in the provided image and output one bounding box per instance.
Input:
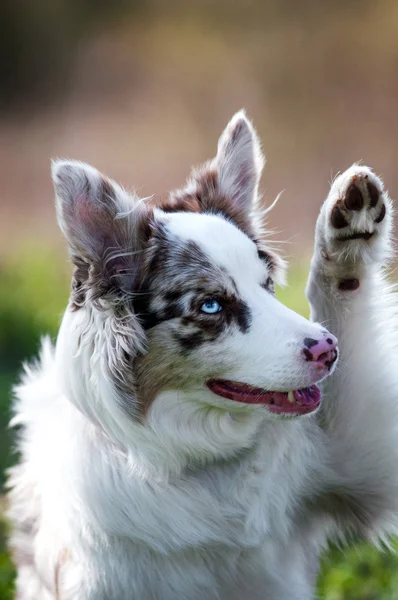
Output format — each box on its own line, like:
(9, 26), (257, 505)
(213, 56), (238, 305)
(200, 299), (222, 314)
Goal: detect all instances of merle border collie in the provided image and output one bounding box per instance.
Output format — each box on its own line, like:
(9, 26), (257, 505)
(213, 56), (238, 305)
(7, 111), (398, 599)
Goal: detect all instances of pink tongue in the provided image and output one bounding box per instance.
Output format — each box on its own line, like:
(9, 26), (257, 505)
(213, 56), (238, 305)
(263, 386), (320, 407)
(293, 386), (321, 405)
(206, 380), (321, 411)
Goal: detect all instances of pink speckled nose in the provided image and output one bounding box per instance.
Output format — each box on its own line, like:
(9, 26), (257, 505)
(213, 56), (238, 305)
(303, 334), (338, 369)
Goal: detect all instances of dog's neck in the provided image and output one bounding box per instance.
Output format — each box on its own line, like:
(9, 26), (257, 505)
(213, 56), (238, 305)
(72, 389), (273, 480)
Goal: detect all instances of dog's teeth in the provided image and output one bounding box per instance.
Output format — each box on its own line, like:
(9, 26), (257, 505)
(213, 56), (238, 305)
(287, 391), (295, 404)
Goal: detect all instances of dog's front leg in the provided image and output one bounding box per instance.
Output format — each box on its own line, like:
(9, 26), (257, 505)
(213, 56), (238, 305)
(306, 165), (398, 539)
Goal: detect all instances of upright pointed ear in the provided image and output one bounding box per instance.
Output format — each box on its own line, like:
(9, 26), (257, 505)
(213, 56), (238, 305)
(215, 110), (265, 214)
(52, 160), (152, 298)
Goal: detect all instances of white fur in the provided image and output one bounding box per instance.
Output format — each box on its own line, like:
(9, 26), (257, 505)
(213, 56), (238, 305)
(7, 115), (398, 599)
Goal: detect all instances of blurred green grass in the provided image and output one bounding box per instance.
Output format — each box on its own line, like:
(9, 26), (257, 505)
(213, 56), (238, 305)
(1, 249), (398, 599)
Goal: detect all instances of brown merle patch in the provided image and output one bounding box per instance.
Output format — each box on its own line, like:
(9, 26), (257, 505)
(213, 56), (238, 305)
(256, 240), (285, 282)
(261, 276), (274, 294)
(176, 331), (207, 351)
(159, 168), (255, 239)
(133, 335), (201, 412)
(173, 297), (251, 351)
(256, 248), (276, 271)
(70, 258), (89, 310)
(68, 185), (155, 311)
(134, 225), (252, 354)
(158, 163), (284, 282)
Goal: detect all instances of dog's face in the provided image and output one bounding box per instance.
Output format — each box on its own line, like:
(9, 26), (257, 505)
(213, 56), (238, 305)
(133, 210), (337, 417)
(53, 112), (338, 454)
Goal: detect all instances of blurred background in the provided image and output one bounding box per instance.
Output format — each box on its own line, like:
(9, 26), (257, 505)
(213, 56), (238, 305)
(1, 0), (398, 598)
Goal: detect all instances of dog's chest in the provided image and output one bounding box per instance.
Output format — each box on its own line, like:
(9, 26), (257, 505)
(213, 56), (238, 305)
(81, 423), (310, 558)
(174, 452), (292, 549)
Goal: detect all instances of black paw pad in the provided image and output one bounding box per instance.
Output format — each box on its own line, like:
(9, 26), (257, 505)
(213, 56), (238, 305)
(338, 278), (360, 291)
(367, 181), (380, 208)
(375, 203), (386, 223)
(331, 204), (348, 229)
(344, 184), (363, 211)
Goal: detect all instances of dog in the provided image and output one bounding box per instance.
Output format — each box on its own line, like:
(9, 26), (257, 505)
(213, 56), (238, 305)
(7, 111), (398, 599)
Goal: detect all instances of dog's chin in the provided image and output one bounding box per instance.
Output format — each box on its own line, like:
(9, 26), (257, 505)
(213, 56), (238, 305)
(206, 379), (321, 417)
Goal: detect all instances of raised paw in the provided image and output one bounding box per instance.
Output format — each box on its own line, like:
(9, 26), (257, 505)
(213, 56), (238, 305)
(316, 165), (392, 280)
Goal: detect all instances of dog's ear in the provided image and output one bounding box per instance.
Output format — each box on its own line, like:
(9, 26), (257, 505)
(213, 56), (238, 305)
(215, 110), (264, 214)
(52, 160), (152, 297)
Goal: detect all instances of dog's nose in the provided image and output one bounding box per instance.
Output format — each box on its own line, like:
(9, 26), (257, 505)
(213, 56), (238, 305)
(303, 334), (338, 369)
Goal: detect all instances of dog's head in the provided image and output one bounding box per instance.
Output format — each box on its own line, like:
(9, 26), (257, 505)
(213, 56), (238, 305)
(53, 112), (338, 466)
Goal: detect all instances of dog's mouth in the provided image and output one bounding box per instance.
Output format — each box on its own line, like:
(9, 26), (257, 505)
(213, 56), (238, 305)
(206, 379), (321, 415)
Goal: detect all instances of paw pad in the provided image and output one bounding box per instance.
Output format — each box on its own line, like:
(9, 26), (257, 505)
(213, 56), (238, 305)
(338, 278), (360, 291)
(329, 172), (386, 238)
(344, 183), (363, 211)
(375, 203), (386, 223)
(331, 203), (348, 229)
(317, 167), (392, 292)
(367, 181), (379, 208)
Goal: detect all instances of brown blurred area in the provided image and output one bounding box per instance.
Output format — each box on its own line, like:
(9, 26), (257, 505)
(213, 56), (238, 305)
(1, 0), (398, 259)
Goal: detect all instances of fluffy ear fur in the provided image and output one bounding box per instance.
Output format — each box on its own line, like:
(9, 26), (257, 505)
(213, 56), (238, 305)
(160, 112), (285, 282)
(161, 111), (265, 227)
(215, 110), (265, 214)
(52, 160), (152, 305)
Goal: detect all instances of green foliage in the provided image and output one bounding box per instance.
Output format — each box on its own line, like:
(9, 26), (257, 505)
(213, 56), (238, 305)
(318, 542), (398, 600)
(0, 509), (15, 600)
(0, 249), (398, 598)
(276, 260), (312, 319)
(0, 247), (70, 487)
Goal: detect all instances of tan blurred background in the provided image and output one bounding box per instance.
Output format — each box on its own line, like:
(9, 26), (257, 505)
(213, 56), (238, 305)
(2, 0), (398, 260)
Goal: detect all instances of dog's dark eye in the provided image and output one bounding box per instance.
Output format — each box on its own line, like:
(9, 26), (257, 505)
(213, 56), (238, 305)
(200, 299), (223, 314)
